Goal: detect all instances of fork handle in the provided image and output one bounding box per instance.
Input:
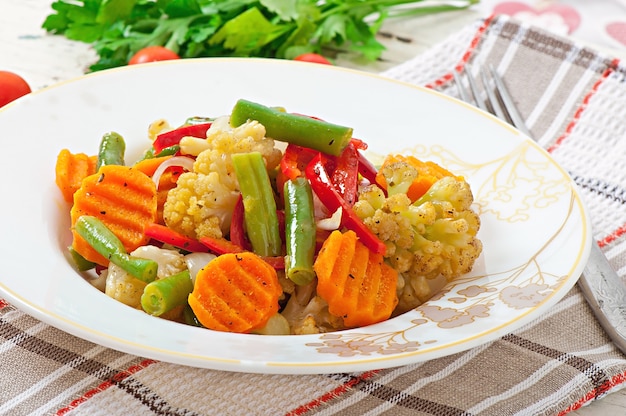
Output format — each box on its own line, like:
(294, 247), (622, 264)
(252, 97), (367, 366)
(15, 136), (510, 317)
(578, 242), (626, 355)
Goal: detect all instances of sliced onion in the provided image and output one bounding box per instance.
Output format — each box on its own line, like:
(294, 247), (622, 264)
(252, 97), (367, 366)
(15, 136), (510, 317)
(316, 207), (342, 231)
(151, 156), (195, 188)
(184, 252), (217, 285)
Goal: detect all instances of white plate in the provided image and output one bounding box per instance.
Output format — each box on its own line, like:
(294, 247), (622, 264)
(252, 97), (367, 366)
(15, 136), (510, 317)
(0, 58), (590, 374)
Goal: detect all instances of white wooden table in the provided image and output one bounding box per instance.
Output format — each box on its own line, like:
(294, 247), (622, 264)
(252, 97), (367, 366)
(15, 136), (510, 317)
(2, 1), (626, 414)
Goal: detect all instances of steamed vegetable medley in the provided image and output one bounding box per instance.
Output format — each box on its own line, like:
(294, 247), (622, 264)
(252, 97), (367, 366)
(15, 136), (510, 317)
(55, 99), (483, 335)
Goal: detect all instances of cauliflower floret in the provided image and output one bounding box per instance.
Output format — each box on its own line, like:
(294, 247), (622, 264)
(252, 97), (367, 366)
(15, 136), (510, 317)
(354, 164), (483, 314)
(132, 246), (187, 278)
(163, 117), (282, 239)
(104, 267), (147, 308)
(179, 116), (282, 168)
(104, 246), (186, 308)
(148, 118), (172, 141)
(163, 170), (239, 239)
(381, 161), (419, 196)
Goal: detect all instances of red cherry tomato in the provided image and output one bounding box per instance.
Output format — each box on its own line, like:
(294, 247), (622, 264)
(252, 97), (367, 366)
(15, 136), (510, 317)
(293, 53), (332, 65)
(128, 46), (180, 65)
(0, 71), (31, 107)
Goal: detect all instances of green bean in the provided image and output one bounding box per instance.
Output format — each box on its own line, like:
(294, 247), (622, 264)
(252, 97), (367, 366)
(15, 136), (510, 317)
(185, 116), (214, 125)
(183, 305), (203, 327)
(230, 99), (353, 156)
(155, 145), (180, 157)
(136, 144), (180, 162)
(74, 215), (158, 282)
(140, 270), (193, 316)
(97, 131), (126, 170)
(231, 152), (282, 257)
(283, 178), (316, 285)
(139, 147), (155, 161)
(68, 246), (96, 271)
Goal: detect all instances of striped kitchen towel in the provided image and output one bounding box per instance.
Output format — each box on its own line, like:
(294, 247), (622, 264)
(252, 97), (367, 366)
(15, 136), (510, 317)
(2, 14), (626, 416)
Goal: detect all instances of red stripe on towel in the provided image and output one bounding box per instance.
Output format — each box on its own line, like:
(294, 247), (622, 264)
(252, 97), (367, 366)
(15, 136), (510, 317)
(557, 370), (626, 415)
(598, 223), (626, 247)
(547, 58), (620, 154)
(54, 359), (158, 415)
(424, 14), (495, 90)
(285, 370), (380, 415)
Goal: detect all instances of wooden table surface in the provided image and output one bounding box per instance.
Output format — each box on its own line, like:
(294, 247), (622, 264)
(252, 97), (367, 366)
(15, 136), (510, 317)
(2, 1), (626, 414)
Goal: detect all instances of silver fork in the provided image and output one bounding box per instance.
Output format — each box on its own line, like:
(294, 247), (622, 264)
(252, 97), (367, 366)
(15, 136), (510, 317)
(454, 65), (626, 355)
(453, 64), (532, 137)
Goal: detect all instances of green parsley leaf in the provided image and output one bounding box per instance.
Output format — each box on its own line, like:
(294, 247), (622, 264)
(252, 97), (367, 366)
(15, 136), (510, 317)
(42, 0), (479, 71)
(260, 0), (299, 21)
(96, 0), (138, 24)
(164, 0), (202, 18)
(209, 7), (287, 56)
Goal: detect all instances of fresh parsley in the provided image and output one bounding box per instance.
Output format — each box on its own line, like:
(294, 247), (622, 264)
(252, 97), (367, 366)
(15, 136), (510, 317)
(42, 0), (478, 71)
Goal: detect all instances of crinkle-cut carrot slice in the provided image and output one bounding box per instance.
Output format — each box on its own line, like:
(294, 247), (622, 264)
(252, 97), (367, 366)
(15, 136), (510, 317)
(314, 230), (398, 328)
(55, 149), (98, 203)
(70, 165), (158, 266)
(188, 252), (282, 333)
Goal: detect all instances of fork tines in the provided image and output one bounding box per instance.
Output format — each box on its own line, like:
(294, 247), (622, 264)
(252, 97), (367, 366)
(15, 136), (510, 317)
(454, 64), (532, 138)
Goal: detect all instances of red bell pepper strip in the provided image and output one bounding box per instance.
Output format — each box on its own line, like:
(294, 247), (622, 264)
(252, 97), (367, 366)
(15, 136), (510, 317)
(280, 143), (318, 181)
(276, 209), (285, 240)
(199, 236), (284, 269)
(349, 137), (382, 189)
(199, 235), (245, 254)
(305, 153), (386, 255)
(331, 143), (359, 206)
(356, 149), (380, 187)
(229, 194), (285, 259)
(350, 137), (368, 151)
(145, 224), (283, 268)
(261, 256), (285, 270)
(153, 123), (212, 154)
(145, 223), (211, 253)
(282, 142), (359, 205)
(229, 194), (250, 250)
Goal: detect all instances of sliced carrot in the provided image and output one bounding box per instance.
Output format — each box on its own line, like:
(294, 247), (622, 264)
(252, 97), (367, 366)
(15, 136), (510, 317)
(55, 149), (98, 203)
(133, 156), (180, 224)
(375, 154), (461, 201)
(188, 252), (282, 333)
(70, 165), (158, 266)
(314, 230), (398, 328)
(133, 155), (173, 177)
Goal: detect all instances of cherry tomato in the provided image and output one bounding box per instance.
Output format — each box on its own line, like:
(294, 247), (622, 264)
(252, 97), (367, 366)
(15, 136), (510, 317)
(293, 53), (332, 65)
(0, 71), (31, 107)
(128, 46), (180, 65)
